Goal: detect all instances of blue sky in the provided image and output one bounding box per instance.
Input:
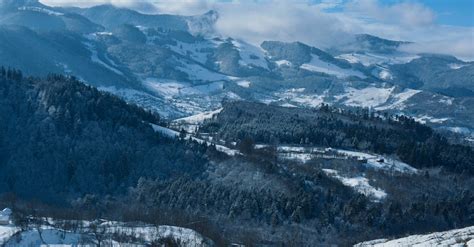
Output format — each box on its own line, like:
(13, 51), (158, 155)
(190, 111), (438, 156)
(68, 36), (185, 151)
(311, 0), (474, 27)
(422, 0), (474, 26)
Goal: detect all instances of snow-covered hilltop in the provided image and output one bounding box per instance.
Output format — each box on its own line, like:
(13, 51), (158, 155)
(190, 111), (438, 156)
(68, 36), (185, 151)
(0, 209), (212, 247)
(356, 225), (474, 247)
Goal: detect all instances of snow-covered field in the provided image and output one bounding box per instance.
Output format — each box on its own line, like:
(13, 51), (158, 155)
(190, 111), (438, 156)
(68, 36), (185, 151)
(339, 86), (394, 108)
(335, 149), (417, 173)
(336, 52), (419, 66)
(323, 169), (387, 201)
(151, 123), (239, 156)
(172, 108), (223, 133)
(276, 146), (417, 173)
(273, 145), (418, 201)
(274, 88), (325, 108)
(301, 54), (366, 78)
(231, 40), (269, 69)
(356, 225), (474, 247)
(375, 88), (420, 111)
(0, 219), (211, 246)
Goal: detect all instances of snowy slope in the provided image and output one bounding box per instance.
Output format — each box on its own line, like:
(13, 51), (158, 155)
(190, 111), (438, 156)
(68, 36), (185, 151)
(231, 40), (269, 69)
(336, 52), (420, 66)
(275, 146), (416, 173)
(151, 123), (239, 156)
(356, 225), (474, 247)
(301, 54), (366, 78)
(1, 220), (211, 246)
(323, 169), (387, 201)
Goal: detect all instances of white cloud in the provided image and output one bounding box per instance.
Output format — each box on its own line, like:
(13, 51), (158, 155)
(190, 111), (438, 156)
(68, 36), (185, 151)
(399, 28), (474, 61)
(39, 0), (474, 60)
(214, 1), (353, 48)
(152, 0), (213, 15)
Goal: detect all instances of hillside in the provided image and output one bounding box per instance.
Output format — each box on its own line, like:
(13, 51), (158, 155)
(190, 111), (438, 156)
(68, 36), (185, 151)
(199, 101), (474, 174)
(0, 67), (208, 200)
(356, 225), (474, 246)
(0, 69), (472, 245)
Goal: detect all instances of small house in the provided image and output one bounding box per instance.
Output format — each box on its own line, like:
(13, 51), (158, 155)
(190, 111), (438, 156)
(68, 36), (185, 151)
(0, 208), (12, 225)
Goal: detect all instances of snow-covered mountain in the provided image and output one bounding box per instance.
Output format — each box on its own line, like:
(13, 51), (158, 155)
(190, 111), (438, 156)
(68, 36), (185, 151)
(356, 225), (474, 247)
(0, 0), (472, 142)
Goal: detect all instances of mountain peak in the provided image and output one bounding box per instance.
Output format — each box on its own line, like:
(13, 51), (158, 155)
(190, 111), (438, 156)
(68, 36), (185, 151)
(203, 10), (219, 20)
(186, 10), (219, 36)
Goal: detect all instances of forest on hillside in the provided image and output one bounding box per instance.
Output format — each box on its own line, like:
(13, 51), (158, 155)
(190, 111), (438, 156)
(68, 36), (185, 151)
(0, 68), (473, 245)
(200, 101), (474, 174)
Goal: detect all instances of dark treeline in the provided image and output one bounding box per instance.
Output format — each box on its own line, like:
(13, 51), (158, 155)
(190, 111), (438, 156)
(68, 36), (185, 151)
(200, 101), (474, 174)
(0, 67), (209, 201)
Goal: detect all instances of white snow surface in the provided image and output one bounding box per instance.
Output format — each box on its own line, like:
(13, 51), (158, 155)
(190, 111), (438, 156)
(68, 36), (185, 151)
(341, 86), (394, 108)
(322, 169), (387, 201)
(356, 225), (474, 247)
(231, 40), (269, 69)
(1, 219), (210, 247)
(375, 88), (421, 111)
(174, 108), (223, 125)
(335, 149), (417, 173)
(236, 80), (251, 88)
(338, 86), (420, 110)
(151, 124), (239, 156)
(378, 69), (393, 80)
(448, 63), (468, 70)
(275, 60), (292, 67)
(167, 39), (221, 65)
(301, 54), (366, 78)
(145, 78), (223, 99)
(0, 225), (20, 245)
(177, 62), (228, 82)
(276, 146), (417, 173)
(18, 6), (64, 16)
(413, 115), (450, 124)
(336, 52), (420, 66)
(274, 88), (325, 108)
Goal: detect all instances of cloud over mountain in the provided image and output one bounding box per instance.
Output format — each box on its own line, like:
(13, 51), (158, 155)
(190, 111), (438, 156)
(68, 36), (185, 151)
(39, 0), (474, 60)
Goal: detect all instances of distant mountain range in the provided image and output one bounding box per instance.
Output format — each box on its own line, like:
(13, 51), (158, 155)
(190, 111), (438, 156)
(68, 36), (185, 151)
(0, 0), (472, 142)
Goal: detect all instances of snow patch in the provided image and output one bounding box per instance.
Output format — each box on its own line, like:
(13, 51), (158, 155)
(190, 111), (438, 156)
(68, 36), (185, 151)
(177, 62), (228, 82)
(275, 60), (292, 67)
(322, 169), (387, 201)
(18, 6), (64, 16)
(273, 88), (325, 108)
(276, 146), (417, 174)
(150, 124), (239, 156)
(174, 108), (223, 125)
(301, 55), (366, 78)
(448, 63), (468, 70)
(413, 115), (450, 124)
(356, 225), (474, 247)
(341, 87), (393, 108)
(375, 88), (421, 111)
(231, 40), (269, 69)
(336, 52), (419, 66)
(236, 80), (251, 88)
(1, 220), (210, 247)
(335, 149), (417, 173)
